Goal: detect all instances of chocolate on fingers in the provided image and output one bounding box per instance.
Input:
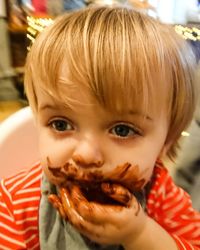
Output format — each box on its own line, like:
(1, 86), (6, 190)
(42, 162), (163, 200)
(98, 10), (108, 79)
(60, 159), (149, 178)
(69, 185), (123, 224)
(101, 183), (132, 207)
(48, 181), (134, 219)
(48, 194), (67, 219)
(59, 187), (102, 236)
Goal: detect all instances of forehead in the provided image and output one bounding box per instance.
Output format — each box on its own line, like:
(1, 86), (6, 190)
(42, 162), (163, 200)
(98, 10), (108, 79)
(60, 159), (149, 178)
(35, 62), (169, 120)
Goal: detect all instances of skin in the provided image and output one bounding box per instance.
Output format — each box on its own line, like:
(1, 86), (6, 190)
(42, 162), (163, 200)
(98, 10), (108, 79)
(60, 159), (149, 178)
(34, 65), (178, 249)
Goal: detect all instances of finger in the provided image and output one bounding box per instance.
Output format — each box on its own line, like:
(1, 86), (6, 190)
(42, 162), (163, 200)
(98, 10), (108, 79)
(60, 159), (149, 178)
(69, 185), (88, 203)
(59, 187), (86, 225)
(59, 187), (101, 236)
(48, 194), (67, 219)
(70, 185), (123, 224)
(129, 194), (141, 216)
(59, 187), (74, 212)
(101, 183), (132, 207)
(60, 187), (143, 245)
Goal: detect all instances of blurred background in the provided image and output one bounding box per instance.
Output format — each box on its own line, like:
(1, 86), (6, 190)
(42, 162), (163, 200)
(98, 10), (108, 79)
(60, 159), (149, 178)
(0, 0), (200, 210)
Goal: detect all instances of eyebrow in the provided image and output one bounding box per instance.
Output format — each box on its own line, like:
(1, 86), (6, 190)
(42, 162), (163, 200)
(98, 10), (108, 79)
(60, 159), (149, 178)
(38, 103), (71, 112)
(127, 110), (153, 121)
(39, 103), (153, 121)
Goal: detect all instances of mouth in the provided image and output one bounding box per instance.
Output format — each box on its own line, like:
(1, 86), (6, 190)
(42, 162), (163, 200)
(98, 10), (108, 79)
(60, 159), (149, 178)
(79, 183), (125, 206)
(48, 166), (132, 206)
(48, 161), (146, 206)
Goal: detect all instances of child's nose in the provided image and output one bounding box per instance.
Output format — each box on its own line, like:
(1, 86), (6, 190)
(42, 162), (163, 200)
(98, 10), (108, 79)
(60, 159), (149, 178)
(72, 139), (104, 168)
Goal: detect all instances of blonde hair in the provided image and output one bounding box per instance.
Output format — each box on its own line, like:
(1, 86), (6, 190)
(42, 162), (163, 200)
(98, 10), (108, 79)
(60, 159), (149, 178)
(25, 6), (197, 160)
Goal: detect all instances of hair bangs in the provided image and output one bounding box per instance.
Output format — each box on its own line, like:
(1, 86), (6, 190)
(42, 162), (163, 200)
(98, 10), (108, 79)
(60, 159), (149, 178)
(49, 7), (171, 116)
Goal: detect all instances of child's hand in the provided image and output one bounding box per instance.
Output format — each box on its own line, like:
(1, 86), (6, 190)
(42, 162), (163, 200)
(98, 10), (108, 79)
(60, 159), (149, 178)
(48, 184), (148, 248)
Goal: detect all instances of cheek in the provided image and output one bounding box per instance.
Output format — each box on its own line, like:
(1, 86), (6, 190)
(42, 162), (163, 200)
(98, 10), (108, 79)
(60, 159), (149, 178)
(39, 133), (77, 163)
(108, 142), (164, 187)
(103, 162), (153, 193)
(133, 152), (158, 179)
(38, 132), (77, 183)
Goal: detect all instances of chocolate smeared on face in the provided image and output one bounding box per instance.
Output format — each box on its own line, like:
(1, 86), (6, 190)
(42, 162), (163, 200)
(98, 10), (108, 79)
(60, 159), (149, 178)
(47, 158), (147, 209)
(48, 161), (146, 192)
(63, 162), (79, 180)
(108, 163), (146, 192)
(48, 166), (63, 178)
(101, 183), (132, 206)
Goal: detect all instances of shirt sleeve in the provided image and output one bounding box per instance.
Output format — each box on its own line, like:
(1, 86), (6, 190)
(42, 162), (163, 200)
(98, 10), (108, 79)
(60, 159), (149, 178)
(0, 164), (42, 250)
(0, 179), (27, 249)
(146, 164), (200, 250)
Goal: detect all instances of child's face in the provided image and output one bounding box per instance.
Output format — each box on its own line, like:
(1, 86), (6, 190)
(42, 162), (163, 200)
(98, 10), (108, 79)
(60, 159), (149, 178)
(35, 76), (169, 192)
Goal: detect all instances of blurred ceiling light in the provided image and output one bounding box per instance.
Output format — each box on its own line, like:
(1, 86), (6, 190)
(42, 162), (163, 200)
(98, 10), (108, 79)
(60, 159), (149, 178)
(181, 131), (190, 137)
(91, 0), (116, 5)
(102, 0), (114, 5)
(175, 25), (200, 41)
(26, 16), (53, 50)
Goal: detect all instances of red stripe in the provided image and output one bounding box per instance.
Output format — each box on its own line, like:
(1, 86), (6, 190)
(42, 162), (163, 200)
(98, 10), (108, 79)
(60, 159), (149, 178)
(147, 164), (200, 248)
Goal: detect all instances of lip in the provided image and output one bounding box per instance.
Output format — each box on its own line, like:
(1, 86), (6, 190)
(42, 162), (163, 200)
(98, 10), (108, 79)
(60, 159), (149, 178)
(48, 161), (147, 193)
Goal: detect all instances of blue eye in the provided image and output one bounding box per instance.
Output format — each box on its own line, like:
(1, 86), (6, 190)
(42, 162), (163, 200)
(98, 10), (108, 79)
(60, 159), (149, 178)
(110, 124), (139, 138)
(49, 119), (73, 132)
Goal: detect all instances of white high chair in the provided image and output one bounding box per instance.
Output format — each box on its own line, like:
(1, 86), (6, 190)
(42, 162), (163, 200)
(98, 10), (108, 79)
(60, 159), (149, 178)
(0, 106), (40, 178)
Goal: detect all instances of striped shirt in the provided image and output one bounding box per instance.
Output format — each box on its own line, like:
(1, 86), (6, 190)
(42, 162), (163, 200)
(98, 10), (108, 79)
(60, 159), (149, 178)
(0, 162), (199, 250)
